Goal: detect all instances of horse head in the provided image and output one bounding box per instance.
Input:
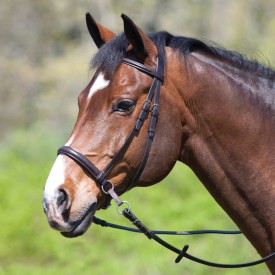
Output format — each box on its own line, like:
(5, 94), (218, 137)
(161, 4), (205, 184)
(43, 14), (183, 237)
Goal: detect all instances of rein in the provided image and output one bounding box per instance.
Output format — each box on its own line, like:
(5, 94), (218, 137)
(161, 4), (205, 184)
(57, 56), (275, 268)
(93, 211), (275, 268)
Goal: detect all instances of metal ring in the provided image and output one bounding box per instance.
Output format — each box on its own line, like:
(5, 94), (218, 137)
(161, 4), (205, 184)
(101, 180), (114, 195)
(117, 201), (131, 214)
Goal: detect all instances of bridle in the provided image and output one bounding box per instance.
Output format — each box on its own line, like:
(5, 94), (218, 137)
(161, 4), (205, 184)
(57, 55), (275, 268)
(58, 56), (164, 208)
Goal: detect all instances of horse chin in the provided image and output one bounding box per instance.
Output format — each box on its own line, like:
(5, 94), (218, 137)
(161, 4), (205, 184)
(61, 202), (97, 238)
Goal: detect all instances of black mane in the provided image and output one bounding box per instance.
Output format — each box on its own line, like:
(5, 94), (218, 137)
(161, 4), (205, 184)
(91, 31), (275, 81)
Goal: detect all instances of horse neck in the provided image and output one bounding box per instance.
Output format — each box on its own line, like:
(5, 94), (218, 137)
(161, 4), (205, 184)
(173, 51), (275, 266)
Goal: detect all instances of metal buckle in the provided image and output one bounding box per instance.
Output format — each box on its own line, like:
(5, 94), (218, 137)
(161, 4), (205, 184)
(101, 180), (114, 194)
(117, 200), (131, 214)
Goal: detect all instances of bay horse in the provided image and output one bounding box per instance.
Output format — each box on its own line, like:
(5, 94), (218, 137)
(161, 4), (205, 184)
(43, 13), (275, 272)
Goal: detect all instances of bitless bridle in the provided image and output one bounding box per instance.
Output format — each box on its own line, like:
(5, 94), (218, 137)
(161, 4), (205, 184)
(57, 56), (275, 268)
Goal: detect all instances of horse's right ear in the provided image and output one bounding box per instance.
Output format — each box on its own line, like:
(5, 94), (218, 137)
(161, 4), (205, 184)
(86, 12), (116, 48)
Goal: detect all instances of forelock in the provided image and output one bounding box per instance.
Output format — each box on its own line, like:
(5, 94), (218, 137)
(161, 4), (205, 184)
(90, 33), (128, 77)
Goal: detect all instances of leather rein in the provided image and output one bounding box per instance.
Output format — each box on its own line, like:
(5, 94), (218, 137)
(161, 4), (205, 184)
(57, 57), (275, 268)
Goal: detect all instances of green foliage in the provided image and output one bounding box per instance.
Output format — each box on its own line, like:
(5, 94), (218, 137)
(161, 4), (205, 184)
(1, 0), (275, 139)
(0, 127), (269, 274)
(1, 1), (274, 274)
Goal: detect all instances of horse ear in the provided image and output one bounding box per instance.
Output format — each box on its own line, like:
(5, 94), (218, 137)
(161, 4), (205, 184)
(86, 12), (116, 48)
(121, 14), (157, 62)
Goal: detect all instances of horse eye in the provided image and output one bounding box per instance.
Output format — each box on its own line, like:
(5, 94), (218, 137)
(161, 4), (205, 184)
(114, 99), (135, 112)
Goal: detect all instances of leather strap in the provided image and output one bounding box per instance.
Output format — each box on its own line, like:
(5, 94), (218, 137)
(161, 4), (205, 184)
(58, 57), (164, 205)
(57, 44), (275, 270)
(122, 58), (163, 82)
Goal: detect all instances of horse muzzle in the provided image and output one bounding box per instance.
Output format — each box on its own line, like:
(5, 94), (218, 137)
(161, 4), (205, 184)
(43, 191), (97, 238)
(43, 154), (101, 237)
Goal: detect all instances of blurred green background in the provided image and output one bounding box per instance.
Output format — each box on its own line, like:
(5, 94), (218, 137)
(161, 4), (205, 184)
(1, 0), (274, 274)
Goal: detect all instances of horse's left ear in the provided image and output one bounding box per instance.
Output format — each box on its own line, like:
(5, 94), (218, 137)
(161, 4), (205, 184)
(86, 12), (116, 48)
(121, 14), (157, 62)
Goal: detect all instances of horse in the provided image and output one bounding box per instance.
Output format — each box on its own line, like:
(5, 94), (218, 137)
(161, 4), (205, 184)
(42, 13), (275, 272)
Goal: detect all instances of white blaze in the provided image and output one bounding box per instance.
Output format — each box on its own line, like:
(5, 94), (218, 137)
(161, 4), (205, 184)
(44, 155), (66, 201)
(63, 73), (110, 150)
(88, 73), (110, 100)
(44, 73), (109, 204)
(65, 133), (75, 146)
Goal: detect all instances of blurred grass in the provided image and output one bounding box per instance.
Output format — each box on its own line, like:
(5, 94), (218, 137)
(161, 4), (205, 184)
(1, 1), (274, 274)
(0, 126), (269, 275)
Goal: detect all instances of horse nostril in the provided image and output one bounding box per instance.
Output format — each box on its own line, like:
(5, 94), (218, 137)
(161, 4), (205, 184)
(57, 189), (66, 206)
(57, 189), (70, 214)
